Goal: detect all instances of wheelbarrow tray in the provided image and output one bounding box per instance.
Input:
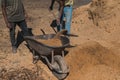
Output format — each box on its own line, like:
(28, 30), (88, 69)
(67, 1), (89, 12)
(24, 34), (70, 56)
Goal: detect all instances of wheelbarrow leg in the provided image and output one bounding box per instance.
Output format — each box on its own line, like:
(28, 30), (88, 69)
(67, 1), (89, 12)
(62, 50), (65, 58)
(32, 50), (39, 64)
(41, 50), (64, 71)
(41, 56), (53, 70)
(51, 50), (54, 64)
(41, 50), (55, 70)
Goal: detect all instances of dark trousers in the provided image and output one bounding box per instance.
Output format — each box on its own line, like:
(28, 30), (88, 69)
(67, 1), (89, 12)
(9, 20), (29, 47)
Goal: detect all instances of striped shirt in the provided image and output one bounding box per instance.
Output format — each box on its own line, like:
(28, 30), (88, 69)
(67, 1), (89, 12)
(1, 0), (25, 22)
(65, 0), (74, 6)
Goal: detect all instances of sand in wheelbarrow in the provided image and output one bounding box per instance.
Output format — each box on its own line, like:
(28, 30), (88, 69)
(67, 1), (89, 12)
(36, 38), (62, 47)
(35, 30), (68, 47)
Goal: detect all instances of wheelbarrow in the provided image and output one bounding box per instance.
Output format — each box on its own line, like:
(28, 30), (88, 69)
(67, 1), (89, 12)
(24, 33), (70, 80)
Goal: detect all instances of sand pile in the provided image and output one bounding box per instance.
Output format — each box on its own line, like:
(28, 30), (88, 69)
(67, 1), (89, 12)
(65, 41), (120, 80)
(0, 68), (44, 80)
(70, 0), (120, 46)
(88, 0), (120, 32)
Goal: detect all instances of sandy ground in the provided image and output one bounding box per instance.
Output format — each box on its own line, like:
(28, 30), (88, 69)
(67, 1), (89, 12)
(1, 0), (120, 80)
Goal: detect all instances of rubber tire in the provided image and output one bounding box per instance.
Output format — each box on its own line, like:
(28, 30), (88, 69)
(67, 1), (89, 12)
(52, 55), (69, 80)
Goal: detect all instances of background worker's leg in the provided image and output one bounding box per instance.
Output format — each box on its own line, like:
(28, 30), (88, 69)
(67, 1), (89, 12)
(63, 6), (73, 33)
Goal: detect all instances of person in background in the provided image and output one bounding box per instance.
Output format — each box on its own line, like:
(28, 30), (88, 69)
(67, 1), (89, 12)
(1, 0), (29, 53)
(49, 0), (61, 11)
(49, 0), (73, 33)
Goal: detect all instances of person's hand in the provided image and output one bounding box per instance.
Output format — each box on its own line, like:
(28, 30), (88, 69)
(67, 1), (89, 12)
(6, 22), (12, 29)
(56, 18), (60, 25)
(25, 12), (28, 19)
(24, 12), (30, 22)
(49, 6), (53, 11)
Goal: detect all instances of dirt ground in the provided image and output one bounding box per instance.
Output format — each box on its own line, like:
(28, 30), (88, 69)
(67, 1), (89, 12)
(1, 0), (120, 80)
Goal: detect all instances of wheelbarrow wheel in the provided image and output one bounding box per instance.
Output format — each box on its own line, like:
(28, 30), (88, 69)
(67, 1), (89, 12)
(52, 55), (69, 80)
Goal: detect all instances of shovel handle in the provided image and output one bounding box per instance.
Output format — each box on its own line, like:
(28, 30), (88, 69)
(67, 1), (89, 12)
(40, 29), (46, 35)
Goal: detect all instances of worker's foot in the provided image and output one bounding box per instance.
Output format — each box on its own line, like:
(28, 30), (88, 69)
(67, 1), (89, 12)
(33, 55), (39, 64)
(12, 46), (17, 54)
